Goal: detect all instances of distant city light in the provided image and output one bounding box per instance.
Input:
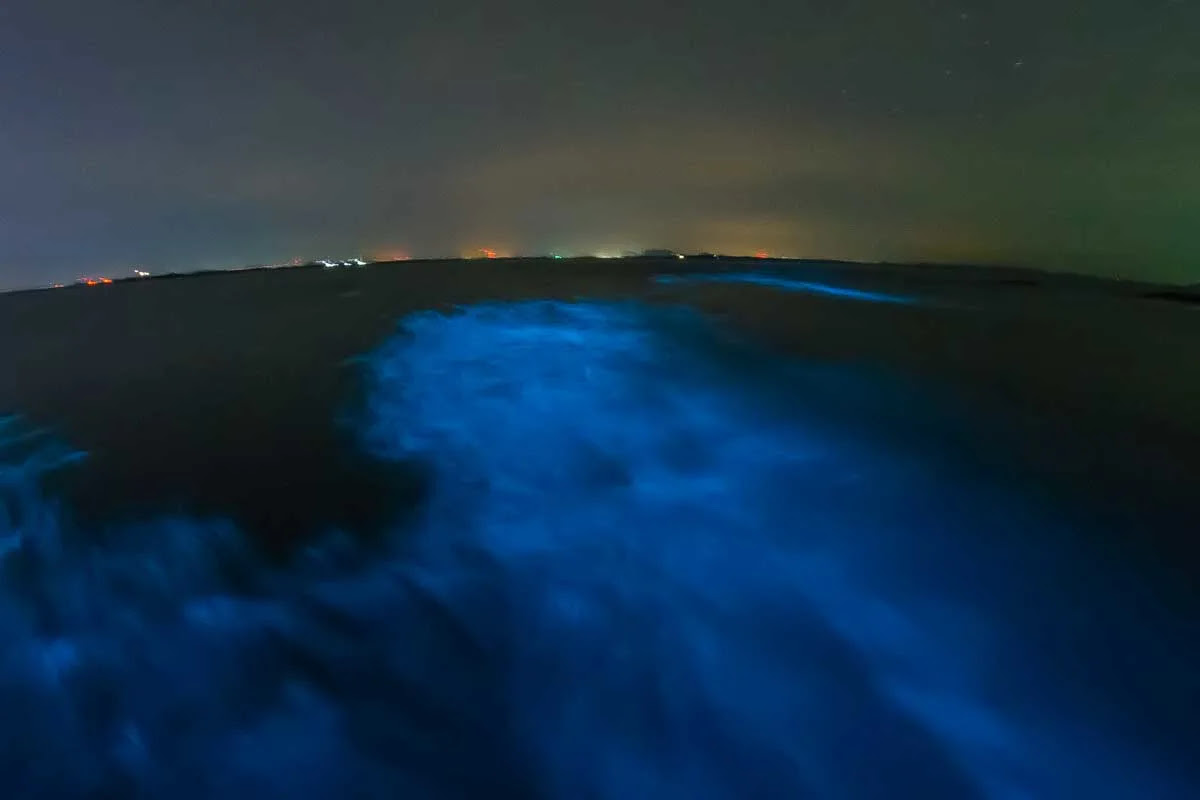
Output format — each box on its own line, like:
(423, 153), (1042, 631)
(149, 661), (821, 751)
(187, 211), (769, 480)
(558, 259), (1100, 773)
(133, 269), (151, 277)
(319, 257), (369, 268)
(755, 251), (769, 259)
(372, 250), (412, 262)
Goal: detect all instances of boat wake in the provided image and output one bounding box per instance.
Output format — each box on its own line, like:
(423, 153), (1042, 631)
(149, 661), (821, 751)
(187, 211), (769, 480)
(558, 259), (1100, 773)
(0, 302), (1192, 798)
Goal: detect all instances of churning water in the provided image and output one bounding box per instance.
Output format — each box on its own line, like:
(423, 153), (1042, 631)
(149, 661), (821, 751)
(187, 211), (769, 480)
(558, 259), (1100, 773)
(0, 302), (1194, 798)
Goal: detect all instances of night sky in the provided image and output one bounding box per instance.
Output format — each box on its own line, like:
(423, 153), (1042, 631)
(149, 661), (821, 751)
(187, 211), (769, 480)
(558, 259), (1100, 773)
(1, 0), (1196, 290)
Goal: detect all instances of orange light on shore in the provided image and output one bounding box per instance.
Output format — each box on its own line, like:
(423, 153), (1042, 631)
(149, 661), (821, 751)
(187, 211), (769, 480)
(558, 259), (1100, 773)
(373, 250), (412, 262)
(481, 249), (498, 259)
(755, 251), (769, 259)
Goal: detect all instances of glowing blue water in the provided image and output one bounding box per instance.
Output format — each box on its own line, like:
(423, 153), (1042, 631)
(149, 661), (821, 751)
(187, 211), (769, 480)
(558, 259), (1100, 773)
(0, 303), (1193, 798)
(655, 273), (917, 303)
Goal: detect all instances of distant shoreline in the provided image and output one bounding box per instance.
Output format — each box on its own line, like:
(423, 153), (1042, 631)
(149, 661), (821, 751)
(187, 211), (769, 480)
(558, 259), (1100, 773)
(4, 254), (1197, 299)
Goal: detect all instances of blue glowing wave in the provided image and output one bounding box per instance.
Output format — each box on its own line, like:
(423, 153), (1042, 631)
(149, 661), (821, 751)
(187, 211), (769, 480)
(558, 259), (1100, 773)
(0, 304), (1193, 798)
(656, 272), (917, 303)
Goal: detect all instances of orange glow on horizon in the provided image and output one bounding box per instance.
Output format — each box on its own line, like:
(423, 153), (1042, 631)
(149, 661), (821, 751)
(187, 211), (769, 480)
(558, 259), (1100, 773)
(373, 250), (412, 262)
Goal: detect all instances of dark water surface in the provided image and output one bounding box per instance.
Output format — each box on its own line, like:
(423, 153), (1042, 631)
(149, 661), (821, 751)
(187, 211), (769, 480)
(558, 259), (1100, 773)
(0, 260), (1196, 797)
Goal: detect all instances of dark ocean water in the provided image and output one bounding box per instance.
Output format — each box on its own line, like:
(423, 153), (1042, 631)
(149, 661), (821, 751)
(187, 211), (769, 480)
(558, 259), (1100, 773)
(1, 299), (1195, 798)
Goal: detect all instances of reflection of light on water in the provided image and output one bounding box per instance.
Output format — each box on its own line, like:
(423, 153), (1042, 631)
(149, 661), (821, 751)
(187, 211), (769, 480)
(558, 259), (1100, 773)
(0, 305), (1193, 798)
(656, 272), (916, 304)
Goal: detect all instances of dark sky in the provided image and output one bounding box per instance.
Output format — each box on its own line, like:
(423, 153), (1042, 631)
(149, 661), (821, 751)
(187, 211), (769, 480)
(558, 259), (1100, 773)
(1, 0), (1196, 289)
